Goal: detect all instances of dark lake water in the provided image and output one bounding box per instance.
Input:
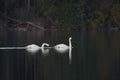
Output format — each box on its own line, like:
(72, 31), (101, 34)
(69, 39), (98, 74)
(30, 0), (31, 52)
(0, 29), (120, 80)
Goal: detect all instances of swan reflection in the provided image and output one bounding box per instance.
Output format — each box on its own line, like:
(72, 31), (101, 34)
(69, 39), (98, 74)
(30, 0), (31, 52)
(41, 43), (50, 55)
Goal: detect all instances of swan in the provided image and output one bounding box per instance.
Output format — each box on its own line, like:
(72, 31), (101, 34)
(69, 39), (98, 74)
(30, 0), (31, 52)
(54, 37), (72, 63)
(54, 37), (72, 53)
(26, 44), (40, 53)
(26, 43), (50, 53)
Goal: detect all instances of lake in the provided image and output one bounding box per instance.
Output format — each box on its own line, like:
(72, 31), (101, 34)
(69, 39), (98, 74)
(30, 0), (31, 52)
(0, 28), (120, 80)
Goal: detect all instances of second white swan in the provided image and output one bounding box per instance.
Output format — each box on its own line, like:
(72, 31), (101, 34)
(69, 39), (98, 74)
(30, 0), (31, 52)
(54, 37), (72, 63)
(54, 37), (72, 53)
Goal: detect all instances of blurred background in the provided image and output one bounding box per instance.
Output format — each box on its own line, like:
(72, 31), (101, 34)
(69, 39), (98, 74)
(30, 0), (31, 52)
(0, 0), (120, 30)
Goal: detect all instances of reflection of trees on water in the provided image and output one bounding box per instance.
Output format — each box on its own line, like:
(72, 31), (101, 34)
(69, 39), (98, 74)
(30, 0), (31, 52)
(0, 29), (45, 46)
(89, 31), (120, 80)
(72, 31), (120, 80)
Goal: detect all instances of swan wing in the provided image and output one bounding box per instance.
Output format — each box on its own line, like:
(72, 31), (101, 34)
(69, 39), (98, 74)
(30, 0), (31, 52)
(26, 44), (40, 53)
(54, 44), (69, 53)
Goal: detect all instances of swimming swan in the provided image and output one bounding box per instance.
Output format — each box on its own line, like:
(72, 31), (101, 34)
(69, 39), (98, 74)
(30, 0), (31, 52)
(26, 44), (40, 53)
(54, 37), (72, 53)
(26, 43), (50, 53)
(54, 37), (72, 63)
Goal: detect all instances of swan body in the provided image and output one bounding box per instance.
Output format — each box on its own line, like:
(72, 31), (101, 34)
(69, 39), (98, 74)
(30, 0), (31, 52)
(54, 44), (69, 53)
(26, 44), (40, 53)
(26, 43), (50, 53)
(54, 37), (72, 53)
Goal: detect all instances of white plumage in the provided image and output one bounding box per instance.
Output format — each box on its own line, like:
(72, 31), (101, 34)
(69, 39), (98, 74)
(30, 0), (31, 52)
(26, 44), (40, 53)
(54, 37), (72, 53)
(26, 43), (50, 53)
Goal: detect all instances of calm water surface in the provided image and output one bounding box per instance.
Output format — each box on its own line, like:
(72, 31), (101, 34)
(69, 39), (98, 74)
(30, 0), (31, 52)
(0, 29), (120, 80)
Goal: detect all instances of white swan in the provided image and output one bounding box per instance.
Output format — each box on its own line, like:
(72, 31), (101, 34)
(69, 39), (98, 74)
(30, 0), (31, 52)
(26, 44), (40, 53)
(26, 43), (50, 53)
(54, 37), (72, 63)
(54, 37), (72, 53)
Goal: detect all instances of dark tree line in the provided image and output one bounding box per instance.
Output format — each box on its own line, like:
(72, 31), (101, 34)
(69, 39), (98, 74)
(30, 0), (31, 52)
(0, 0), (120, 29)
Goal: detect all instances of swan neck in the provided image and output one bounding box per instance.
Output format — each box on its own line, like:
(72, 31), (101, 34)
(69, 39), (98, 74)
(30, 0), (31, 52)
(42, 44), (45, 47)
(41, 43), (49, 48)
(69, 37), (72, 64)
(69, 38), (72, 48)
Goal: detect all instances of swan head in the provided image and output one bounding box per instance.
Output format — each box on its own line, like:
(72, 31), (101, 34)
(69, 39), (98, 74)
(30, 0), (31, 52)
(41, 43), (49, 47)
(69, 37), (72, 40)
(26, 44), (40, 53)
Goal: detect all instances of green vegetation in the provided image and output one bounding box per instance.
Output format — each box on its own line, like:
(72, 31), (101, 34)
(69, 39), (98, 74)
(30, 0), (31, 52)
(0, 0), (120, 29)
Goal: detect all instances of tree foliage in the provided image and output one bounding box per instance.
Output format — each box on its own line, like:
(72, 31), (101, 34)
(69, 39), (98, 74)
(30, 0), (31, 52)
(0, 0), (120, 29)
